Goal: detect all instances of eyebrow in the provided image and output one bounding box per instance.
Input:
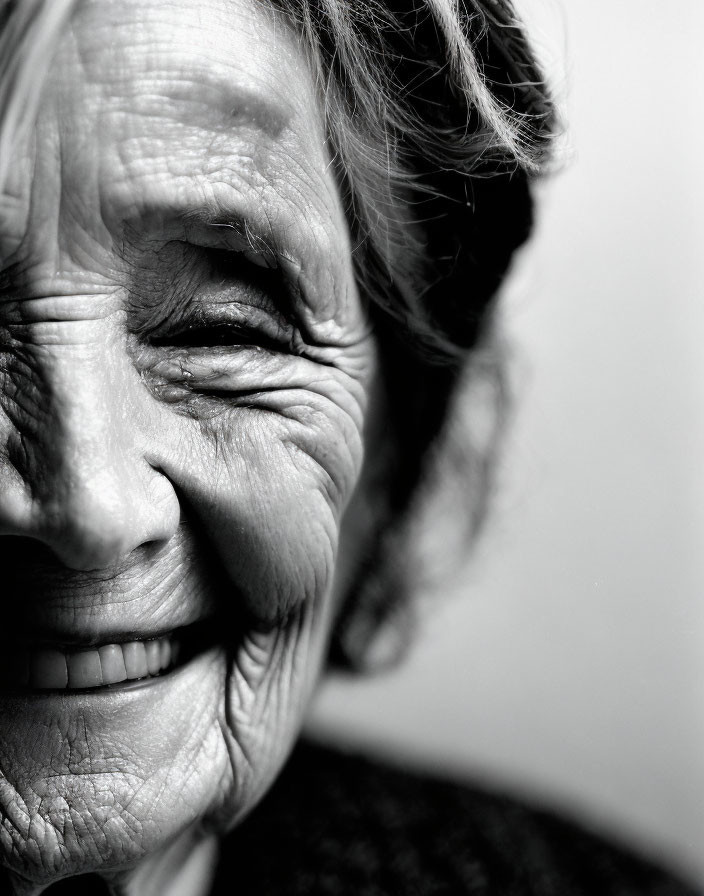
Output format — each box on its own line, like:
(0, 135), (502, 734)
(123, 74), (291, 141)
(119, 205), (286, 269)
(180, 215), (278, 259)
(219, 83), (290, 138)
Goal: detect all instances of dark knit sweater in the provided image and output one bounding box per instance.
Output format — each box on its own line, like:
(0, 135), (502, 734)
(217, 739), (700, 896)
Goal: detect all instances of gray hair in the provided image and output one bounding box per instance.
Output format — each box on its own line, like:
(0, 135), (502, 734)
(0, 0), (74, 192)
(266, 1), (555, 667)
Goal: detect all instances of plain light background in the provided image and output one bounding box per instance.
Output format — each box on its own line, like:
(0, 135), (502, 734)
(308, 0), (704, 887)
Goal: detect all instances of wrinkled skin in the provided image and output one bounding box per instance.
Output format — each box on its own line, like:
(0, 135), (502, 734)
(0, 0), (378, 892)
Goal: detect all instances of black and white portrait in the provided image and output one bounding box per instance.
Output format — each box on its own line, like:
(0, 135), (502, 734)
(0, 1), (700, 893)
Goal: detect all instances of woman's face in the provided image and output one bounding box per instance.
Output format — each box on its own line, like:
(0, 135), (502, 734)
(0, 0), (377, 888)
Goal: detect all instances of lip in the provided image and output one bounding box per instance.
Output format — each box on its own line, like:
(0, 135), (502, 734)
(0, 530), (224, 645)
(0, 618), (220, 694)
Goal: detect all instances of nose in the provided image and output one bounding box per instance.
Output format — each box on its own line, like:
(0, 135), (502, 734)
(0, 343), (180, 571)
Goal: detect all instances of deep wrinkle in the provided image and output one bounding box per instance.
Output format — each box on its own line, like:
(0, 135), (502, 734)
(0, 2), (378, 892)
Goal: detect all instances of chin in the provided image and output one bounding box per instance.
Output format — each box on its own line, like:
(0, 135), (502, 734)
(0, 603), (330, 891)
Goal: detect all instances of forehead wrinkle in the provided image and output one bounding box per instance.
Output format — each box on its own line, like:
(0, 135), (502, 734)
(108, 73), (292, 142)
(4, 0), (355, 331)
(7, 0), (328, 261)
(65, 0), (294, 139)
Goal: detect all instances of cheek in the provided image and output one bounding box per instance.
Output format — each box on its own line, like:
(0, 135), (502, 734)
(161, 388), (367, 627)
(152, 387), (371, 826)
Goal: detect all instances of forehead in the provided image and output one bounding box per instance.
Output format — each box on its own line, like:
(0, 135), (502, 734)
(54, 0), (299, 131)
(3, 0), (341, 263)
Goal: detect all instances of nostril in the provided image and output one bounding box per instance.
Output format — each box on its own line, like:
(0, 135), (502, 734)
(37, 483), (163, 572)
(0, 455), (181, 572)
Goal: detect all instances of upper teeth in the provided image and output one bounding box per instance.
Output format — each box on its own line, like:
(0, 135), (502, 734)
(3, 636), (179, 690)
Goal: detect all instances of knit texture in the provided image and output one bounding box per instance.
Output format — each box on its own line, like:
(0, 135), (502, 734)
(218, 739), (700, 896)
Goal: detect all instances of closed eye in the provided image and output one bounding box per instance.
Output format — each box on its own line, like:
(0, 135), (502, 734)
(150, 322), (286, 351)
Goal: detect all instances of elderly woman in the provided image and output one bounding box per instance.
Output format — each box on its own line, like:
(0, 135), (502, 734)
(0, 0), (697, 894)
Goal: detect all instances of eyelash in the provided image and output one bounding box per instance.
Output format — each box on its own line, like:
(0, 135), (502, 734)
(150, 321), (287, 352)
(148, 246), (294, 353)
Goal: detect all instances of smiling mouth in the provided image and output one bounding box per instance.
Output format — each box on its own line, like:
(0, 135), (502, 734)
(0, 620), (218, 692)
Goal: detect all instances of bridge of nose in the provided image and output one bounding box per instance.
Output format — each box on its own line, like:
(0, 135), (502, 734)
(0, 49), (185, 569)
(0, 307), (182, 569)
(11, 314), (140, 471)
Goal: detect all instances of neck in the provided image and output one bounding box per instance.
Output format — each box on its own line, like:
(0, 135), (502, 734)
(106, 826), (219, 896)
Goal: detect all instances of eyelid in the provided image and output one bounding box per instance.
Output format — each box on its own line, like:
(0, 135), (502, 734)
(182, 219), (279, 269)
(150, 299), (293, 348)
(196, 303), (292, 343)
(178, 214), (315, 324)
(150, 322), (286, 352)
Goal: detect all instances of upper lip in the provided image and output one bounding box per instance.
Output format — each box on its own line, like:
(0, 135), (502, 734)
(1, 618), (219, 656)
(0, 528), (224, 648)
(5, 625), (181, 651)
